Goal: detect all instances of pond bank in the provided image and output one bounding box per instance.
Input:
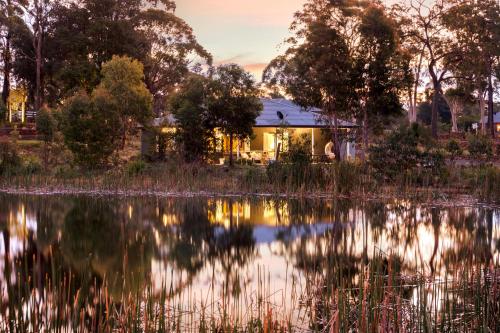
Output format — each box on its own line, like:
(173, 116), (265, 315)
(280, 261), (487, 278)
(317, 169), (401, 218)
(0, 162), (498, 205)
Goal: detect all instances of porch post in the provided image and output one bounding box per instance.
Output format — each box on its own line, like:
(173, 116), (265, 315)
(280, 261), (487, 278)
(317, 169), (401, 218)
(21, 101), (25, 123)
(311, 128), (315, 157)
(8, 103), (12, 123)
(237, 138), (240, 160)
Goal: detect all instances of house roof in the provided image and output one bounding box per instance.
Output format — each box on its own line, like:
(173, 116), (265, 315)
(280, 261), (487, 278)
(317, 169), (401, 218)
(156, 98), (356, 128)
(256, 98), (356, 128)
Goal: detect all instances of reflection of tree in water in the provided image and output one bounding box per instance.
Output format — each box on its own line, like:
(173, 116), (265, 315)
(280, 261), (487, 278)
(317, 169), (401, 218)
(211, 200), (256, 298)
(442, 208), (495, 267)
(60, 197), (155, 298)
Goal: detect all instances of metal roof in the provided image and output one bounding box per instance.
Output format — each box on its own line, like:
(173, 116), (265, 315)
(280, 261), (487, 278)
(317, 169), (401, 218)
(156, 98), (356, 128)
(256, 98), (356, 128)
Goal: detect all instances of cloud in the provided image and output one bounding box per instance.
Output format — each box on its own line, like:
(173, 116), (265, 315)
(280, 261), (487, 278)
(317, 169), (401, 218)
(214, 53), (253, 66)
(177, 0), (304, 27)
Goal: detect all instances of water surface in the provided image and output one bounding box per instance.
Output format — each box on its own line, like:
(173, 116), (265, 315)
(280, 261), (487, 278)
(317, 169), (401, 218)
(0, 194), (498, 329)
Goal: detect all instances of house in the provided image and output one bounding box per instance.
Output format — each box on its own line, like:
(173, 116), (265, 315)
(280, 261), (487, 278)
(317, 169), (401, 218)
(243, 99), (356, 162)
(146, 98), (357, 162)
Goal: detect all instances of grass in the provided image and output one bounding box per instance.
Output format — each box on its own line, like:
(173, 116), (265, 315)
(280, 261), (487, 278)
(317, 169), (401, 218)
(0, 160), (498, 204)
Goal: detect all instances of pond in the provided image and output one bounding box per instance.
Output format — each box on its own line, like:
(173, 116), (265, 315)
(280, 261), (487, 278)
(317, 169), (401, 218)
(0, 194), (498, 331)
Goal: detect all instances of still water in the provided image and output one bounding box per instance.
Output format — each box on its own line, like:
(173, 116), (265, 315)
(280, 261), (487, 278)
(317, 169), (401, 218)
(0, 194), (498, 330)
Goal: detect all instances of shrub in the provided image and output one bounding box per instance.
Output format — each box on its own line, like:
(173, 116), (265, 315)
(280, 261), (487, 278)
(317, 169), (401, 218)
(445, 139), (462, 159)
(36, 106), (55, 143)
(0, 100), (6, 123)
(126, 159), (147, 176)
(282, 134), (312, 165)
(0, 141), (22, 176)
(23, 156), (42, 175)
(467, 134), (493, 159)
(60, 91), (122, 168)
(368, 124), (445, 183)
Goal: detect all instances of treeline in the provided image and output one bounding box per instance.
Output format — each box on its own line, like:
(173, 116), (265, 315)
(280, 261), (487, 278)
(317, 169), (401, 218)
(0, 0), (499, 169)
(0, 0), (211, 113)
(264, 0), (500, 159)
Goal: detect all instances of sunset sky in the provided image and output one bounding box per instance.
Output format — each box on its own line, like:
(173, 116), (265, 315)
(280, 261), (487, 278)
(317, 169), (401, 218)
(176, 0), (305, 80)
(176, 1), (401, 81)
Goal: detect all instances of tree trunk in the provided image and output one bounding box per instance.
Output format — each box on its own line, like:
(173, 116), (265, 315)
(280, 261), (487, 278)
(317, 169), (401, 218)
(2, 33), (11, 106)
(332, 114), (341, 162)
(362, 107), (368, 162)
(443, 96), (459, 134)
(429, 64), (441, 139)
(431, 91), (439, 138)
(34, 0), (43, 111)
(487, 71), (495, 138)
(409, 47), (424, 124)
(229, 134), (234, 166)
(479, 91), (486, 135)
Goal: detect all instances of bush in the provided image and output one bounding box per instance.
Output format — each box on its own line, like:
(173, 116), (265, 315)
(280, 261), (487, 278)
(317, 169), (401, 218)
(282, 134), (312, 165)
(36, 106), (55, 143)
(60, 91), (122, 168)
(0, 141), (22, 176)
(23, 156), (42, 175)
(445, 139), (462, 159)
(467, 135), (493, 159)
(0, 100), (6, 123)
(126, 159), (147, 176)
(369, 124), (445, 183)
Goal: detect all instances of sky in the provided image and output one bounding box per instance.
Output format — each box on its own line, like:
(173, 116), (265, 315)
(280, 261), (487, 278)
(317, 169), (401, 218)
(175, 0), (306, 81)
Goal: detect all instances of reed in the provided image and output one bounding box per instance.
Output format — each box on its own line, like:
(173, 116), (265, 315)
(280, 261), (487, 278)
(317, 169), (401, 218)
(1, 247), (498, 332)
(1, 161), (498, 203)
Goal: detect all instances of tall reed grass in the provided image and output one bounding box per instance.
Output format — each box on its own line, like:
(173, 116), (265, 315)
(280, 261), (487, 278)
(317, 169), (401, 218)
(1, 248), (497, 332)
(0, 160), (498, 203)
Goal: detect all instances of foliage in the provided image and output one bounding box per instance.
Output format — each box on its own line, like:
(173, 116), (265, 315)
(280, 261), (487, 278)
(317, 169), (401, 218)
(369, 124), (445, 182)
(60, 91), (121, 167)
(23, 155), (42, 175)
(0, 99), (6, 122)
(125, 159), (147, 176)
(98, 56), (153, 140)
(39, 0), (211, 108)
(36, 105), (55, 143)
(283, 134), (312, 165)
(467, 134), (493, 159)
(169, 75), (213, 162)
(0, 141), (21, 176)
(208, 64), (262, 165)
(265, 0), (408, 159)
(445, 139), (462, 159)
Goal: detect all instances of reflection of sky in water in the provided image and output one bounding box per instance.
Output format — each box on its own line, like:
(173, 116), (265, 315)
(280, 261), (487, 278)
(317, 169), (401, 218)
(0, 195), (498, 326)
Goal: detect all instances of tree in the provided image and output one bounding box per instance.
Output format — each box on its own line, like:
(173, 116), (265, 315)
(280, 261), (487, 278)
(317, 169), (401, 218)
(0, 0), (27, 104)
(265, 0), (407, 161)
(15, 0), (55, 111)
(97, 56), (153, 147)
(137, 3), (212, 114)
(444, 0), (500, 137)
(169, 75), (214, 162)
(357, 4), (409, 159)
(264, 0), (357, 161)
(443, 87), (472, 133)
(60, 91), (121, 167)
(209, 64), (262, 166)
(42, 0), (210, 112)
(404, 0), (462, 138)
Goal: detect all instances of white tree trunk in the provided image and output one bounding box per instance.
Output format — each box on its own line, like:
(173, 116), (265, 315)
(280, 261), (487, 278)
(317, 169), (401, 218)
(479, 91), (486, 135)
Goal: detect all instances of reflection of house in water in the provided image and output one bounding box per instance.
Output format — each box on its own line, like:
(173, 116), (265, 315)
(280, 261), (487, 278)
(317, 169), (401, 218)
(207, 200), (291, 228)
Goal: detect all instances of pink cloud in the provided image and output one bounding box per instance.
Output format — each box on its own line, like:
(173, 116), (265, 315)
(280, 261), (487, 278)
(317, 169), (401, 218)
(177, 0), (304, 26)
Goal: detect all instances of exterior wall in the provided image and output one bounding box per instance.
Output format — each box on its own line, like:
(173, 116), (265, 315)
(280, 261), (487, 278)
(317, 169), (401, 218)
(250, 127), (331, 156)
